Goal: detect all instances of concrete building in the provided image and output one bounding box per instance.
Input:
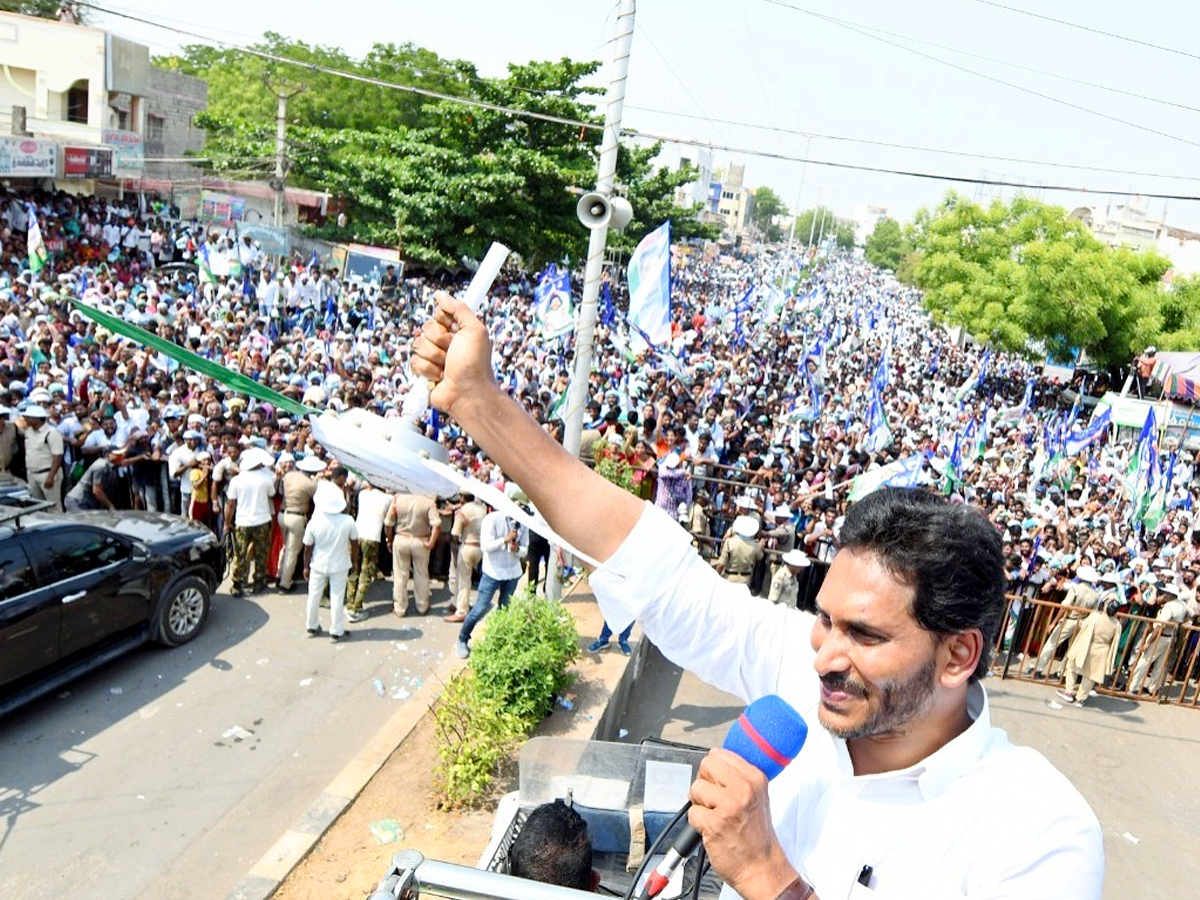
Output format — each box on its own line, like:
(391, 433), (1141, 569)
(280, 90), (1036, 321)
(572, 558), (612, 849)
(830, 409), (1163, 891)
(1069, 198), (1200, 278)
(0, 10), (206, 193)
(850, 204), (889, 246)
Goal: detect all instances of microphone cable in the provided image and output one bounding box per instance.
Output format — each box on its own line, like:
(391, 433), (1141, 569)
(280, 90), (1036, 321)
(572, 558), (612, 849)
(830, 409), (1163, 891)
(623, 801), (691, 900)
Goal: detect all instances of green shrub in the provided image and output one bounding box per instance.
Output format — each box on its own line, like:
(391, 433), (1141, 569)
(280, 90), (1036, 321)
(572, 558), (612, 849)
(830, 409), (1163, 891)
(471, 585), (581, 724)
(593, 444), (637, 495)
(431, 586), (581, 807)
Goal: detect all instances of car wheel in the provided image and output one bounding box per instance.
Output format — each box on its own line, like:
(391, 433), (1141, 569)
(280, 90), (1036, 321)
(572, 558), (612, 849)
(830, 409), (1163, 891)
(155, 575), (211, 647)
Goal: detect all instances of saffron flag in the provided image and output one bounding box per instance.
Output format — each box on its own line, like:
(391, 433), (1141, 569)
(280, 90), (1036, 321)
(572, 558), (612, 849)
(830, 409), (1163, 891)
(626, 221), (672, 347)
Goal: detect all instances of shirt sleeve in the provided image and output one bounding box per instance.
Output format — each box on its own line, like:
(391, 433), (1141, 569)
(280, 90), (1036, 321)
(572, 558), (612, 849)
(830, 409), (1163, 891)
(589, 502), (818, 704)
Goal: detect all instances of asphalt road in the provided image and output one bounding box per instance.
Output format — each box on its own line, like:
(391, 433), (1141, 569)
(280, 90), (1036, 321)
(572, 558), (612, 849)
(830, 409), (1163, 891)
(0, 578), (459, 900)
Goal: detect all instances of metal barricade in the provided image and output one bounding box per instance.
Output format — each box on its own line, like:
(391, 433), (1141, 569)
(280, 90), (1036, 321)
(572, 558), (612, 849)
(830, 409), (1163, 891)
(991, 594), (1200, 709)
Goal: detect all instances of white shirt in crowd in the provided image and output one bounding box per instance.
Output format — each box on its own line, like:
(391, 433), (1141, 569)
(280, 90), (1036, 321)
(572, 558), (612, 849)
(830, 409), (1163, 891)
(225, 468), (276, 528)
(590, 504), (1103, 900)
(355, 488), (393, 543)
(303, 510), (357, 574)
(479, 510), (527, 581)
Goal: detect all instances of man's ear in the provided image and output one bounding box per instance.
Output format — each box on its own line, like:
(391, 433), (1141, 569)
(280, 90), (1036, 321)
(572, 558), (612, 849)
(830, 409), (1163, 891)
(940, 628), (982, 688)
(591, 869), (602, 893)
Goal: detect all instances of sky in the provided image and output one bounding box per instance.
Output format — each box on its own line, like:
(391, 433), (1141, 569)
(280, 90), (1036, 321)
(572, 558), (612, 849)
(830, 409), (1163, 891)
(83, 0), (1200, 232)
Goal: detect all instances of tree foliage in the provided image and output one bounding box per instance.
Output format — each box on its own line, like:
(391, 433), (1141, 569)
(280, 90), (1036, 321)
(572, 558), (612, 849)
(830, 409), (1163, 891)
(1158, 276), (1200, 351)
(906, 192), (1167, 368)
(793, 206), (854, 250)
(863, 218), (908, 271)
(163, 37), (711, 268)
(748, 186), (787, 242)
(0, 0), (78, 19)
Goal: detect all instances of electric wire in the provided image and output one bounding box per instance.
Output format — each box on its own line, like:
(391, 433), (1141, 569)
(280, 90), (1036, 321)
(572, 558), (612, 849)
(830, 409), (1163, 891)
(754, 0), (1200, 150)
(74, 0), (1200, 202)
(966, 0), (1200, 63)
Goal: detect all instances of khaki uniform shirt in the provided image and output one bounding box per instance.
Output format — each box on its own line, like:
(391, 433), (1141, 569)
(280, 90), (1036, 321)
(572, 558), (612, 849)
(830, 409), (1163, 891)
(23, 423), (64, 473)
(718, 534), (763, 581)
(385, 492), (439, 537)
(281, 471), (317, 515)
(452, 500), (487, 545)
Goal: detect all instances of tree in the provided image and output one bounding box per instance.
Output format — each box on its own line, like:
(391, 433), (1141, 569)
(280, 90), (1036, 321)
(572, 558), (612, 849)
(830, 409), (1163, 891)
(172, 37), (710, 268)
(906, 192), (1167, 368)
(863, 218), (908, 271)
(0, 1), (80, 19)
(748, 186), (787, 242)
(792, 206), (853, 249)
(1157, 276), (1200, 350)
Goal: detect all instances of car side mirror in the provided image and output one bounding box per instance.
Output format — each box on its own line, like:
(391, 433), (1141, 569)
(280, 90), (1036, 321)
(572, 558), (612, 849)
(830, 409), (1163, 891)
(132, 544), (152, 563)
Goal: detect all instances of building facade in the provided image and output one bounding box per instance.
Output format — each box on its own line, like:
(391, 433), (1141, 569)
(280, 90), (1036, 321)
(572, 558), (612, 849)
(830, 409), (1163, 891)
(0, 10), (206, 192)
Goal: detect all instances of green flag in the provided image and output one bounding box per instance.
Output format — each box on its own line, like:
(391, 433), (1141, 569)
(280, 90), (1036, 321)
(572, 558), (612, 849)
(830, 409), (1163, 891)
(27, 211), (48, 278)
(71, 300), (314, 417)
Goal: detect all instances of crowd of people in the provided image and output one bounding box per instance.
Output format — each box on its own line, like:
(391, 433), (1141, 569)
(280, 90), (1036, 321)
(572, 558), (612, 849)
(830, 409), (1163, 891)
(2, 183), (1198, 699)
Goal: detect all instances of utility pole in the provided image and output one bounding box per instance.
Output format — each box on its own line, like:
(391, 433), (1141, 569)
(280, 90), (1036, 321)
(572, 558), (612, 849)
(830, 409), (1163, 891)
(264, 77), (305, 229)
(787, 136), (812, 252)
(548, 0), (636, 599)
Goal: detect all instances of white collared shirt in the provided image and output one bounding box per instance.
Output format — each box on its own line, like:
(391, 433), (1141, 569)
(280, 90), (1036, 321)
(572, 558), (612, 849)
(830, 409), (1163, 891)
(590, 503), (1103, 900)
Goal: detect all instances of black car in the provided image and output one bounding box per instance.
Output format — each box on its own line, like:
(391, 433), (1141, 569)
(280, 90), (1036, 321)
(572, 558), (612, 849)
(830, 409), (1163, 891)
(0, 505), (224, 716)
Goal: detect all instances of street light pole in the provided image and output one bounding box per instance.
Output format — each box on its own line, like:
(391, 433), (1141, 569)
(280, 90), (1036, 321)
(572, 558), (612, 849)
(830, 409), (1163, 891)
(547, 0), (636, 599)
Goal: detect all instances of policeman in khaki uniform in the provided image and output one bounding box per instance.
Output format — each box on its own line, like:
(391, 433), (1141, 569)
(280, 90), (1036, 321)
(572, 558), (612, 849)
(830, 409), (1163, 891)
(444, 495), (487, 622)
(385, 490), (441, 616)
(767, 548), (811, 608)
(1032, 564), (1101, 678)
(277, 456), (325, 591)
(715, 514), (763, 585)
(18, 405), (65, 509)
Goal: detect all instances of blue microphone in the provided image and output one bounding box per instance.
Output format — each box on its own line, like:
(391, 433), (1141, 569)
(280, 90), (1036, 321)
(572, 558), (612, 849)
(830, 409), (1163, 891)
(640, 695), (808, 899)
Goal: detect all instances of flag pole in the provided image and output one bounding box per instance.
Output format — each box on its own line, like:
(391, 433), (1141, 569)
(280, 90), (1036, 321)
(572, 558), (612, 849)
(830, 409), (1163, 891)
(549, 0), (636, 599)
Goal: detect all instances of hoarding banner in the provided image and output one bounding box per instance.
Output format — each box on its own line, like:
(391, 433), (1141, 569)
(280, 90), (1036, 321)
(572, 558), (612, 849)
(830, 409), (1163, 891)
(0, 137), (57, 177)
(200, 190), (246, 223)
(63, 146), (113, 179)
(102, 129), (145, 173)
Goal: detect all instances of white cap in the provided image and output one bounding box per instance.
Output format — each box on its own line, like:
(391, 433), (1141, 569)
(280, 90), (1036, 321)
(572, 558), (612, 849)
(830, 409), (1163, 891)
(733, 515), (759, 539)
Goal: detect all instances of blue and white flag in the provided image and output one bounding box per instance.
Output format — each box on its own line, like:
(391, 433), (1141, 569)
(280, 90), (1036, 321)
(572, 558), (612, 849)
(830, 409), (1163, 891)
(626, 221), (672, 347)
(533, 264), (575, 339)
(863, 388), (892, 454)
(1063, 406), (1111, 457)
(309, 248), (319, 269)
(847, 453), (928, 502)
(599, 280), (616, 328)
(871, 345), (890, 395)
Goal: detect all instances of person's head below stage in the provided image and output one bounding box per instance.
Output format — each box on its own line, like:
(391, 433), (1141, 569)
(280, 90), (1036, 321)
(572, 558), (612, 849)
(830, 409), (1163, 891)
(509, 799), (597, 892)
(815, 488), (1005, 762)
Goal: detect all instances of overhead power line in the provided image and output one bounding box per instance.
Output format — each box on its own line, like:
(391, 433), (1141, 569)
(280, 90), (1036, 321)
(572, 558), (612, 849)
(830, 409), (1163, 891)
(966, 0), (1200, 63)
(624, 105), (1200, 182)
(76, 1), (1200, 203)
(755, 0), (1200, 150)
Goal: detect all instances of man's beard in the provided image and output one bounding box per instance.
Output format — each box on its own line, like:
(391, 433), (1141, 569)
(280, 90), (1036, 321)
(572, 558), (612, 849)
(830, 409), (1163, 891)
(819, 654), (939, 740)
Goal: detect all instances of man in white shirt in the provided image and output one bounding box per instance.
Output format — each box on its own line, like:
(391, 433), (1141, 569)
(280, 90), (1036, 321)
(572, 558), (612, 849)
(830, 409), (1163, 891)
(454, 496), (528, 659)
(224, 447), (277, 597)
(414, 294), (1104, 900)
(303, 481), (358, 641)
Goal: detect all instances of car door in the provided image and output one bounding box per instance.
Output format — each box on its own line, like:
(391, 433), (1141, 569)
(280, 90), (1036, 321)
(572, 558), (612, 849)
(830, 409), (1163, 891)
(0, 537), (60, 691)
(33, 529), (153, 659)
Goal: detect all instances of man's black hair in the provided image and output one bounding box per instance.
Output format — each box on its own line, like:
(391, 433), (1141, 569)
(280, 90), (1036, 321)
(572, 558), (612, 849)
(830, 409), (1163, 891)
(837, 488), (1006, 680)
(509, 800), (593, 891)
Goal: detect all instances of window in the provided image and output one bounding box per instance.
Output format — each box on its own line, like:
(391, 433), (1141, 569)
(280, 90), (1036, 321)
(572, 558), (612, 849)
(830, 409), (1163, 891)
(0, 542), (35, 601)
(146, 115), (164, 141)
(38, 532), (129, 583)
(66, 80), (89, 124)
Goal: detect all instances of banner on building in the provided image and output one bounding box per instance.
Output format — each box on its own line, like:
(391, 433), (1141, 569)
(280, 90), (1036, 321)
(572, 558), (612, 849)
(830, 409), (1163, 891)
(237, 222), (289, 256)
(0, 137), (58, 177)
(102, 129), (145, 173)
(63, 146), (113, 179)
(200, 190), (247, 223)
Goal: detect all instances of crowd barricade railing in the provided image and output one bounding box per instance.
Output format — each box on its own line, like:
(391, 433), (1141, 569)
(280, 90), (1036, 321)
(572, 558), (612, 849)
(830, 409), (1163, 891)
(992, 594), (1200, 709)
